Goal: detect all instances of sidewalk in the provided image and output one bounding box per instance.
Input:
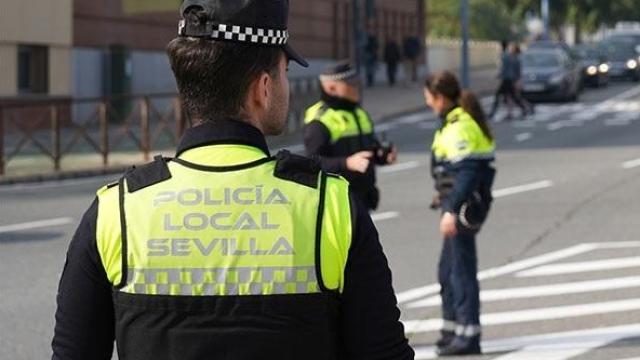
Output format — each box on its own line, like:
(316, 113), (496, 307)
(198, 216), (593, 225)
(0, 67), (498, 184)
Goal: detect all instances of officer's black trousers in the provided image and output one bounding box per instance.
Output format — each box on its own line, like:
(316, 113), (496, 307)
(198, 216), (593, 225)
(438, 232), (481, 328)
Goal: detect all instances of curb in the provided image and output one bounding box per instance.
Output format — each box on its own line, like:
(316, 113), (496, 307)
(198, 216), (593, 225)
(0, 167), (129, 186)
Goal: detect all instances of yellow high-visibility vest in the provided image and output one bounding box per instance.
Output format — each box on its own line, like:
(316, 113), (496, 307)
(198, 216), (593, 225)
(432, 107), (496, 163)
(96, 145), (352, 296)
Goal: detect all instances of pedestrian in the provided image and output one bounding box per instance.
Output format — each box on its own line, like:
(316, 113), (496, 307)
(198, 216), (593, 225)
(423, 71), (497, 356)
(51, 1), (414, 359)
(365, 32), (379, 87)
(304, 61), (398, 211)
(403, 35), (422, 84)
(489, 42), (533, 121)
(508, 43), (534, 118)
(384, 39), (401, 86)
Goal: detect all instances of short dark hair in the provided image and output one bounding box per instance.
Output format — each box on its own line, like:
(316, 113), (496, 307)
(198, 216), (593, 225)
(167, 7), (283, 122)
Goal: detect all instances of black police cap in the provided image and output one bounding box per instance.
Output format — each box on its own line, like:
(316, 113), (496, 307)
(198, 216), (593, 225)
(177, 0), (308, 67)
(319, 61), (359, 82)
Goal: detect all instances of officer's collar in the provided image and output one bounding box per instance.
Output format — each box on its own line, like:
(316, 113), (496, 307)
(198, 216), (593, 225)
(440, 105), (458, 122)
(321, 90), (359, 111)
(176, 119), (270, 157)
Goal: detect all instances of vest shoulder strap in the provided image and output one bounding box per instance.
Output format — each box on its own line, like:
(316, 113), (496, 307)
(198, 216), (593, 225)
(274, 150), (321, 188)
(125, 155), (172, 193)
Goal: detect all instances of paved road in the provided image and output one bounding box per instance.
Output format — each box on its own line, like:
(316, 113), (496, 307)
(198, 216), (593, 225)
(1, 82), (639, 359)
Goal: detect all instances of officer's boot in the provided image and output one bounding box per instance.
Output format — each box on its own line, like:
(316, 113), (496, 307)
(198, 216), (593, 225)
(436, 335), (481, 356)
(435, 330), (455, 350)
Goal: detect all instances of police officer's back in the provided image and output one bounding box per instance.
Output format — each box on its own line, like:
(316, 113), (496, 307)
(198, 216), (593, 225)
(51, 1), (413, 359)
(304, 63), (397, 210)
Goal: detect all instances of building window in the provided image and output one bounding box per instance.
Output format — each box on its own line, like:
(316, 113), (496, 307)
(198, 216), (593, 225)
(18, 45), (49, 94)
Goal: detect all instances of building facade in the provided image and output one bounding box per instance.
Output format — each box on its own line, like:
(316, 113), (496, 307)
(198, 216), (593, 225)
(0, 0), (73, 99)
(2, 0), (423, 101)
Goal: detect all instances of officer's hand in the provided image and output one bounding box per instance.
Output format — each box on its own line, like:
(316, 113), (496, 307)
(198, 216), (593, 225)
(440, 212), (458, 238)
(347, 151), (373, 174)
(385, 146), (398, 165)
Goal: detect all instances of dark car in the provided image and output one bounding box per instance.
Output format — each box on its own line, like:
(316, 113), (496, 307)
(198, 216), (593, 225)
(601, 39), (640, 81)
(528, 40), (574, 56)
(521, 49), (582, 102)
(573, 44), (610, 87)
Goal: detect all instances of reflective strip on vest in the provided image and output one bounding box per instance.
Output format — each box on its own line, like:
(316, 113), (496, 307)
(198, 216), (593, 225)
(431, 107), (496, 163)
(304, 101), (373, 144)
(96, 147), (352, 296)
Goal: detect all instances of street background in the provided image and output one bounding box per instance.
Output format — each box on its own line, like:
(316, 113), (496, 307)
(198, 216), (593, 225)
(2, 0), (640, 359)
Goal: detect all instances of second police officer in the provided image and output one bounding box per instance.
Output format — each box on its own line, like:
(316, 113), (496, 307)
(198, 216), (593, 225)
(423, 71), (497, 356)
(304, 62), (398, 211)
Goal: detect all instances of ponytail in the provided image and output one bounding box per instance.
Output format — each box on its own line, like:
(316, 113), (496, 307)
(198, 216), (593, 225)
(459, 90), (494, 141)
(425, 70), (494, 142)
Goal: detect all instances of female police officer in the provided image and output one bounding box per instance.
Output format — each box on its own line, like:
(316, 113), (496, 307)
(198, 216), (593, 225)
(423, 71), (496, 356)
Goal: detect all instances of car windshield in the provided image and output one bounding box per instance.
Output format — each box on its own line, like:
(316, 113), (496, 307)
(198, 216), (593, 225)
(607, 35), (640, 45)
(574, 48), (598, 60)
(602, 43), (636, 60)
(522, 52), (561, 67)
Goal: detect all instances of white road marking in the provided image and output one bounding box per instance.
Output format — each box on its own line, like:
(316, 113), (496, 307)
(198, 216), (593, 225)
(418, 122), (438, 130)
(408, 276), (640, 308)
(0, 217), (74, 234)
(515, 132), (532, 142)
(414, 324), (640, 359)
(489, 325), (640, 360)
(592, 241), (640, 249)
(622, 158), (640, 169)
(614, 358), (640, 360)
(516, 256), (640, 278)
(379, 161), (422, 174)
(371, 211), (400, 222)
(396, 242), (597, 304)
(547, 119), (584, 131)
(492, 180), (554, 198)
(376, 123), (397, 132)
(404, 298), (640, 334)
(605, 84), (640, 103)
(396, 112), (429, 125)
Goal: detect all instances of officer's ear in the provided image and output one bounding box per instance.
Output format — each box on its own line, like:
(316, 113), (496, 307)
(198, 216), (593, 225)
(246, 70), (272, 113)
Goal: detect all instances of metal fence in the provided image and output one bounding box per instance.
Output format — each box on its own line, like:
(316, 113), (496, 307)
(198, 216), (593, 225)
(0, 77), (320, 177)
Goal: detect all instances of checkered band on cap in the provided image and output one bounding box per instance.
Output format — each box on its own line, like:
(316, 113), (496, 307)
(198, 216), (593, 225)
(319, 69), (358, 82)
(178, 20), (289, 45)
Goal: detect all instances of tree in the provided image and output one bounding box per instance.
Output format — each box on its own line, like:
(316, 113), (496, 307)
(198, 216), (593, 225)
(426, 0), (522, 41)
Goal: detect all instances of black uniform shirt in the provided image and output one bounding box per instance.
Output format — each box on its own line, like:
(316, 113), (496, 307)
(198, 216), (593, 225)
(304, 94), (381, 210)
(52, 119), (414, 360)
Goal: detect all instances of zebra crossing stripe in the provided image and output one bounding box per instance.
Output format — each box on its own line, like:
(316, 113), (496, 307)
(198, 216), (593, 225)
(516, 256), (640, 277)
(413, 324), (640, 360)
(404, 298), (640, 334)
(396, 243), (597, 304)
(490, 324), (640, 360)
(407, 276), (640, 308)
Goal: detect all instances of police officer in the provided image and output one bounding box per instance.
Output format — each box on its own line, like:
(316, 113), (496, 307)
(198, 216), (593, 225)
(423, 71), (496, 356)
(304, 62), (398, 211)
(51, 1), (414, 359)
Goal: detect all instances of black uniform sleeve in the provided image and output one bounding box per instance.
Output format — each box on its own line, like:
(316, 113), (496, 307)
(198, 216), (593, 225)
(340, 193), (414, 360)
(441, 160), (483, 214)
(304, 121), (348, 174)
(52, 199), (115, 360)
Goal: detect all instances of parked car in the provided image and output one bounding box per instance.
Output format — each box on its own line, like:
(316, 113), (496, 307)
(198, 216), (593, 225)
(521, 49), (582, 102)
(573, 44), (610, 87)
(528, 40), (574, 56)
(600, 39), (640, 81)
